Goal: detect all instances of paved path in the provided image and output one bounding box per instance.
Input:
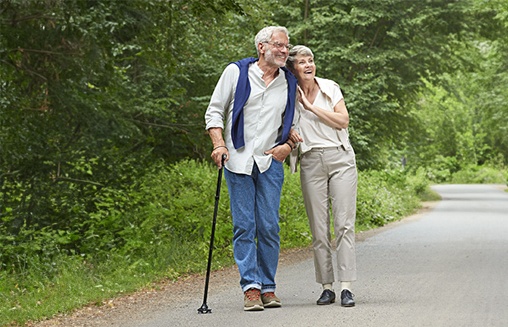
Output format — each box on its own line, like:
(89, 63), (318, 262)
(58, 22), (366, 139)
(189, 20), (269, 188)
(116, 184), (508, 327)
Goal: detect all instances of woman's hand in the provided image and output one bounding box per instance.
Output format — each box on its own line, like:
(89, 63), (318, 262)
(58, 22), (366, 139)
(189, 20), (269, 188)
(297, 86), (314, 111)
(289, 129), (303, 144)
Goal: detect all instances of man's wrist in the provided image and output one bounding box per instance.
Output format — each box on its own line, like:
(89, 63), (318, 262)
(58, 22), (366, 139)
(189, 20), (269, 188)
(285, 141), (295, 150)
(213, 145), (228, 151)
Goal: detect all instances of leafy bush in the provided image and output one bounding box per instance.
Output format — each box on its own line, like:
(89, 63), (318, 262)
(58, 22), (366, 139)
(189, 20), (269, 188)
(450, 165), (507, 184)
(424, 155), (460, 183)
(279, 168), (311, 248)
(118, 159), (235, 273)
(356, 169), (423, 230)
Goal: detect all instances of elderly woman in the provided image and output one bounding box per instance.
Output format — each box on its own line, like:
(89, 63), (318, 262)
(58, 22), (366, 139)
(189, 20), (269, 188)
(286, 45), (358, 307)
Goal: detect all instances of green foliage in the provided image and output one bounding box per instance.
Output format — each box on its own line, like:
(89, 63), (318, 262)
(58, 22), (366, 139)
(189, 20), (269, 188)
(411, 162), (507, 185)
(424, 155), (460, 183)
(450, 165), (507, 184)
(279, 167), (312, 248)
(404, 0), (508, 173)
(356, 169), (424, 230)
(0, 0), (247, 271)
(266, 0), (491, 169)
(408, 64), (508, 184)
(121, 159), (235, 267)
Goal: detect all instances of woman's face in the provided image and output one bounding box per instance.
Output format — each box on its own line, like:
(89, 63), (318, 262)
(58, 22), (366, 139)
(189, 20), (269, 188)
(291, 54), (316, 82)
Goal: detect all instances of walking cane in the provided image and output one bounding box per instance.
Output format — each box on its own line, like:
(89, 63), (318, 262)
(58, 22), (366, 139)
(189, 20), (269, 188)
(198, 154), (227, 314)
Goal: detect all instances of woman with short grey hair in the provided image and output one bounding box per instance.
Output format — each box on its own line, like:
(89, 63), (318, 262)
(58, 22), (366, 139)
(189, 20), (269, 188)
(287, 45), (358, 307)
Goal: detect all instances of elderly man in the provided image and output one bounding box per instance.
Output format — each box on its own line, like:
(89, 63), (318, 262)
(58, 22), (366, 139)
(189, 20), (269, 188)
(205, 26), (297, 311)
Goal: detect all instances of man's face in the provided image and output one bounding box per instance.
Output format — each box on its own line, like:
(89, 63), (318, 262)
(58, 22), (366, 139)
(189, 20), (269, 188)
(262, 31), (290, 68)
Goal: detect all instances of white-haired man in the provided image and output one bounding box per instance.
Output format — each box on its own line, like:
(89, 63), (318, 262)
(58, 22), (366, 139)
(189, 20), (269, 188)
(205, 26), (298, 311)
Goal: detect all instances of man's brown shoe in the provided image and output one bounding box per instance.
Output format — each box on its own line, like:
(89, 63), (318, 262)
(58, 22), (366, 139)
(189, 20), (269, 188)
(244, 288), (264, 311)
(261, 292), (281, 308)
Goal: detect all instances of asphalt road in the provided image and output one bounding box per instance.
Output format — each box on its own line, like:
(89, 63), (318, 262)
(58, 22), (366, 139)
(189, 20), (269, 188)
(122, 184), (508, 327)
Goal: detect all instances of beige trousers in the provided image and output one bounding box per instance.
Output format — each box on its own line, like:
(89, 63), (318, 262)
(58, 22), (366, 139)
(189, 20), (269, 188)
(300, 146), (358, 284)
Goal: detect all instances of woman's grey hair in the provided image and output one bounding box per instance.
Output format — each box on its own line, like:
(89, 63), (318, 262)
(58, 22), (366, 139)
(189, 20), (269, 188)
(286, 45), (314, 71)
(254, 26), (289, 56)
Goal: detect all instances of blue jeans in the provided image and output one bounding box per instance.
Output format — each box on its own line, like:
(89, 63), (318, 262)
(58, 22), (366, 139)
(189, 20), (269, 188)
(224, 160), (284, 293)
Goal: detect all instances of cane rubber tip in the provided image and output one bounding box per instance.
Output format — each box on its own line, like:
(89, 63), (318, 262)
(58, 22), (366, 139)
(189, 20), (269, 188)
(197, 304), (212, 314)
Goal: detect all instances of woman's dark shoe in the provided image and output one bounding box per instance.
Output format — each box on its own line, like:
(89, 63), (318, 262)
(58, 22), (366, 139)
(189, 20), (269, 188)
(340, 289), (355, 307)
(316, 289), (336, 305)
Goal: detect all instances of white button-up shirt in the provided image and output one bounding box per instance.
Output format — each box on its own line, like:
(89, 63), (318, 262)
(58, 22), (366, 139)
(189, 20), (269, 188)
(205, 61), (289, 174)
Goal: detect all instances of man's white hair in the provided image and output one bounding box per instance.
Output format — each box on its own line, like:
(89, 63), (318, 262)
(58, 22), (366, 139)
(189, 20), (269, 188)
(254, 26), (289, 56)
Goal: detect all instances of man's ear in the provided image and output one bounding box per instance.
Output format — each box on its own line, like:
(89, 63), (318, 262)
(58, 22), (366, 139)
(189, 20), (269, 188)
(257, 42), (265, 55)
